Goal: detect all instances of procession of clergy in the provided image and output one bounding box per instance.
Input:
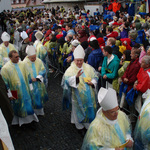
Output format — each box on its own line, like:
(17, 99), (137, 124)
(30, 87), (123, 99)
(0, 31), (49, 150)
(0, 30), (150, 149)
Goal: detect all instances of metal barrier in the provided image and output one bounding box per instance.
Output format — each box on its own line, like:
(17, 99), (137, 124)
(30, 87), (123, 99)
(47, 53), (66, 78)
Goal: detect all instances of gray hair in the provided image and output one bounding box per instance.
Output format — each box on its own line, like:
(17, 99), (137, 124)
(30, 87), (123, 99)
(142, 55), (150, 65)
(67, 34), (73, 41)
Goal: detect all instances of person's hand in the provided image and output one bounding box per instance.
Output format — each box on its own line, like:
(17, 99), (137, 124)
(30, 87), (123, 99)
(124, 78), (128, 83)
(126, 140), (133, 148)
(76, 69), (83, 78)
(120, 59), (123, 65)
(98, 66), (102, 72)
(140, 46), (145, 52)
(9, 96), (16, 100)
(120, 26), (123, 32)
(42, 29), (45, 33)
(103, 75), (107, 79)
(87, 80), (94, 86)
(115, 148), (124, 150)
(32, 78), (37, 82)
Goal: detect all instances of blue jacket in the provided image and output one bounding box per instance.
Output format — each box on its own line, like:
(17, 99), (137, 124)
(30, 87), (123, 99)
(101, 54), (120, 79)
(87, 48), (103, 70)
(128, 3), (135, 16)
(120, 28), (129, 39)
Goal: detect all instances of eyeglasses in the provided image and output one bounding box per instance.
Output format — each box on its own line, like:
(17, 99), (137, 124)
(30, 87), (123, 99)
(108, 108), (120, 115)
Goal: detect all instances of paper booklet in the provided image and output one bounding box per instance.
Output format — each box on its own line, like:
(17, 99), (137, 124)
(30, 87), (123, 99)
(83, 77), (91, 83)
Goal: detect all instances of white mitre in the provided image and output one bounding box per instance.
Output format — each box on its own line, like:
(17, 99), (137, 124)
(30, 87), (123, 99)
(71, 40), (80, 47)
(26, 45), (36, 56)
(73, 45), (85, 59)
(1, 32), (10, 42)
(20, 31), (28, 40)
(98, 87), (118, 111)
(35, 30), (43, 40)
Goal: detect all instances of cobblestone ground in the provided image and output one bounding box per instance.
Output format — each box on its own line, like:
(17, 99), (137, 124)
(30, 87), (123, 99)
(9, 72), (83, 150)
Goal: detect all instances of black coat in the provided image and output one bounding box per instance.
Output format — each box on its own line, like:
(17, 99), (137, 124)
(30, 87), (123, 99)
(0, 140), (3, 150)
(0, 75), (13, 125)
(112, 45), (122, 59)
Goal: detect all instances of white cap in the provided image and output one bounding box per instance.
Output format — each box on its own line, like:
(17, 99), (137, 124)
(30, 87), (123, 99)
(35, 30), (43, 40)
(90, 37), (97, 42)
(75, 14), (80, 19)
(30, 22), (34, 26)
(73, 45), (85, 59)
(26, 45), (36, 56)
(71, 40), (80, 47)
(38, 26), (43, 30)
(1, 32), (10, 42)
(20, 31), (28, 40)
(98, 87), (118, 111)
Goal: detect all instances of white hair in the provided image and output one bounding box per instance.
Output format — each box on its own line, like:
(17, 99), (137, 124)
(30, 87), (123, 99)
(142, 55), (150, 65)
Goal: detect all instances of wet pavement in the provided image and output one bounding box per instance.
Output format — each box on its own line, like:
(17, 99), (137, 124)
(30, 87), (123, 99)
(9, 72), (83, 150)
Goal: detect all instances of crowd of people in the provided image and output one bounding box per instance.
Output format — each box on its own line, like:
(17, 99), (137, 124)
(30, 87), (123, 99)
(0, 0), (150, 149)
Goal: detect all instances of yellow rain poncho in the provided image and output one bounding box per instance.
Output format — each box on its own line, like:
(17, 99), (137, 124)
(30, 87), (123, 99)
(0, 43), (17, 68)
(81, 108), (132, 150)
